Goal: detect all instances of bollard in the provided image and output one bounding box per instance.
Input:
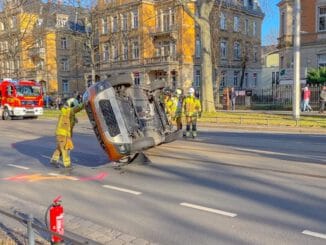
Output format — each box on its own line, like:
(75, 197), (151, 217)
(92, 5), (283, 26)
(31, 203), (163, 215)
(27, 214), (35, 245)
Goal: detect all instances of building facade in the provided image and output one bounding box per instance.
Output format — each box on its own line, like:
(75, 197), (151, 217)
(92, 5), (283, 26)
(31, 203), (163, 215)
(95, 0), (195, 90)
(193, 0), (264, 99)
(278, 0), (326, 84)
(260, 45), (280, 90)
(0, 0), (89, 97)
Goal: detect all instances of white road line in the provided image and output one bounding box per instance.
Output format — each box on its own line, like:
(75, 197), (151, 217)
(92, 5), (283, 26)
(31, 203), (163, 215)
(102, 185), (142, 195)
(180, 202), (237, 218)
(302, 230), (326, 240)
(7, 164), (30, 170)
(48, 173), (79, 181)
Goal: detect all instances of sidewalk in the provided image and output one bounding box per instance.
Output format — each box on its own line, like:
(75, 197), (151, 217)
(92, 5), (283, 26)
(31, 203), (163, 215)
(0, 193), (156, 245)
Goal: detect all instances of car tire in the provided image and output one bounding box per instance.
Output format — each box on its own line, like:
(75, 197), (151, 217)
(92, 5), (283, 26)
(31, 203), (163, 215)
(2, 108), (11, 120)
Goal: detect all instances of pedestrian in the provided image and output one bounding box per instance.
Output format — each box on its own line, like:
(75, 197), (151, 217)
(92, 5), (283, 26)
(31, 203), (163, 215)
(229, 87), (237, 111)
(183, 87), (202, 138)
(55, 95), (62, 110)
(50, 98), (84, 169)
(303, 85), (312, 112)
(319, 85), (326, 113)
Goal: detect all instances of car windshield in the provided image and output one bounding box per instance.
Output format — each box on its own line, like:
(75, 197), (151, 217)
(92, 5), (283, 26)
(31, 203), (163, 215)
(16, 85), (41, 96)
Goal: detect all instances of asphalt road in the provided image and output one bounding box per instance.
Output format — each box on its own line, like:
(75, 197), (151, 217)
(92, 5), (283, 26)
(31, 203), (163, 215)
(0, 118), (326, 245)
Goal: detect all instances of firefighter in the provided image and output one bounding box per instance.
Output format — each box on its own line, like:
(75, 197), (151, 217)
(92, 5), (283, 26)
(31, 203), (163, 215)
(183, 87), (202, 138)
(165, 92), (174, 124)
(172, 88), (184, 130)
(50, 98), (84, 168)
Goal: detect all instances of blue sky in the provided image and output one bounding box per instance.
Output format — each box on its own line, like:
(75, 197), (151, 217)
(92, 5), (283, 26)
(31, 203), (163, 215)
(261, 0), (280, 46)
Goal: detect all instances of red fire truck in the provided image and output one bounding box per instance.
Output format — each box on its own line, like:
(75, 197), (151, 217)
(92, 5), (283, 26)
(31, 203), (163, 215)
(0, 79), (44, 120)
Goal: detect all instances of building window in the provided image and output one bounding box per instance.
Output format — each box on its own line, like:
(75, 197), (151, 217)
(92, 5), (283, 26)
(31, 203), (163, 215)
(62, 80), (69, 93)
(122, 42), (128, 60)
(112, 44), (118, 61)
(131, 10), (139, 29)
(170, 41), (176, 57)
(134, 72), (140, 86)
(245, 19), (249, 34)
(253, 46), (258, 62)
(233, 71), (239, 86)
(195, 38), (201, 58)
(103, 44), (109, 61)
(253, 73), (257, 87)
(281, 12), (285, 36)
(253, 21), (257, 36)
(233, 16), (240, 32)
(318, 53), (326, 67)
(245, 73), (249, 87)
(61, 37), (67, 49)
(220, 71), (226, 87)
(132, 40), (139, 59)
(56, 16), (68, 28)
(318, 7), (326, 32)
(220, 12), (226, 30)
(233, 42), (241, 59)
(195, 69), (201, 87)
(280, 56), (284, 68)
(122, 14), (128, 31)
(220, 40), (227, 59)
(113, 16), (118, 32)
(60, 58), (69, 71)
(101, 17), (108, 34)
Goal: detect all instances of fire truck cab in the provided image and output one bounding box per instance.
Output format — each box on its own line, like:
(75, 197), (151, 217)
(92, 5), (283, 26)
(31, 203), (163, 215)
(0, 79), (44, 120)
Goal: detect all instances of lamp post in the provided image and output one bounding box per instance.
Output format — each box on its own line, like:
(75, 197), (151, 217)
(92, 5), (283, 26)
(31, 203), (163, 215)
(293, 0), (301, 120)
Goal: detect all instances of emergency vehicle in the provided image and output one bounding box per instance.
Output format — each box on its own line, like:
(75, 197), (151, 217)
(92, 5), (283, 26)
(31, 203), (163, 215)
(0, 79), (44, 120)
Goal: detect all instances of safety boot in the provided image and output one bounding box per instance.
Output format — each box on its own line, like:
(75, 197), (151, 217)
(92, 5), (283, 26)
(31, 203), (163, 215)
(192, 131), (197, 138)
(50, 159), (60, 168)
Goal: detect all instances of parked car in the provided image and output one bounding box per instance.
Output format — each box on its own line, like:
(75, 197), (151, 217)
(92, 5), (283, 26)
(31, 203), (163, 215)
(83, 76), (179, 163)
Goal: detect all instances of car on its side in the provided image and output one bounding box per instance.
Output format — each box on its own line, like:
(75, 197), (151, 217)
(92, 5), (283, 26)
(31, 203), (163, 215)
(83, 76), (179, 163)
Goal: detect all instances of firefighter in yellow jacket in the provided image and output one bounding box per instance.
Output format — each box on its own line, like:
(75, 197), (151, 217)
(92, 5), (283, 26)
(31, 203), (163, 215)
(50, 98), (84, 168)
(183, 87), (202, 138)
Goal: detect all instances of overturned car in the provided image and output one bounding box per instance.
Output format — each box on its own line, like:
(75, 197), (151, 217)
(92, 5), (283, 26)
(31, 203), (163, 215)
(83, 77), (179, 163)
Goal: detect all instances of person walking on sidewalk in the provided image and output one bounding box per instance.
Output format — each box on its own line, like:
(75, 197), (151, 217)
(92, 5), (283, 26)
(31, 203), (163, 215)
(319, 85), (326, 113)
(303, 85), (312, 112)
(229, 87), (237, 111)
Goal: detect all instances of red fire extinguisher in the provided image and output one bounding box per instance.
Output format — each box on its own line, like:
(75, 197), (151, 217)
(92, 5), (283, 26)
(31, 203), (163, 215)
(45, 196), (64, 244)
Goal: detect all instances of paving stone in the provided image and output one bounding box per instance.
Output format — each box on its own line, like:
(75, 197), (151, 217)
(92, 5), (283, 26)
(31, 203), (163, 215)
(131, 238), (150, 245)
(118, 234), (137, 242)
(105, 238), (126, 245)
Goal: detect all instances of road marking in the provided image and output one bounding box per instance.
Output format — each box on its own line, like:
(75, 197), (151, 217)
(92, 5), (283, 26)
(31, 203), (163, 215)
(302, 230), (326, 240)
(48, 173), (79, 181)
(102, 185), (142, 195)
(180, 202), (237, 217)
(7, 164), (30, 170)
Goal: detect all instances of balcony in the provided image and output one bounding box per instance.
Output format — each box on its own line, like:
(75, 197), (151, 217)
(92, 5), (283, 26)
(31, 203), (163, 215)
(29, 47), (45, 59)
(144, 55), (178, 65)
(149, 25), (178, 40)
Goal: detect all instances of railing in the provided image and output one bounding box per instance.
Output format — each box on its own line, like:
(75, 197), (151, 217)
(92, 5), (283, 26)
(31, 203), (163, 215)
(144, 55), (178, 64)
(0, 208), (101, 245)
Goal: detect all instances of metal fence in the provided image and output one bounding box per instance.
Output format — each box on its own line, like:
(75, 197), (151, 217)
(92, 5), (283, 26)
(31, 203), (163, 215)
(221, 84), (324, 110)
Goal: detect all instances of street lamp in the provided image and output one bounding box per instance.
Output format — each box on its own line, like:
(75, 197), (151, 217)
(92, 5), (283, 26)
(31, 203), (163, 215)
(293, 0), (301, 120)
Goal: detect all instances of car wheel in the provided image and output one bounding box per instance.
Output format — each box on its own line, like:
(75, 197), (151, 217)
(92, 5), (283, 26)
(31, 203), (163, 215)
(117, 153), (139, 164)
(2, 108), (11, 120)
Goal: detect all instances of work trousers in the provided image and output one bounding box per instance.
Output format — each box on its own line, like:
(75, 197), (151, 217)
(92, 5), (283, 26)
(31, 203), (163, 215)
(320, 100), (326, 113)
(185, 116), (198, 137)
(51, 135), (71, 167)
(176, 116), (183, 130)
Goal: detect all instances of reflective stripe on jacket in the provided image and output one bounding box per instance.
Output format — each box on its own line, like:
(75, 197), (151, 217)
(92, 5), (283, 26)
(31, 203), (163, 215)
(183, 95), (201, 117)
(55, 104), (83, 137)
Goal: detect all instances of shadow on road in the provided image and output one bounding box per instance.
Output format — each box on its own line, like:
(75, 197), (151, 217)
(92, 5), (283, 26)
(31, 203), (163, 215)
(13, 133), (108, 168)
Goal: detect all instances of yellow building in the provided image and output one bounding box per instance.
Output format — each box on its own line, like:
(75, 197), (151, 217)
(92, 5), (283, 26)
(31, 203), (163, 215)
(96, 0), (195, 90)
(0, 0), (89, 98)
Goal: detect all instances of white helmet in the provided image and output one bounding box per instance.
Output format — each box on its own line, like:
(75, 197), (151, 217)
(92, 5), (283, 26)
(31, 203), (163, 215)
(176, 88), (182, 96)
(65, 98), (79, 108)
(189, 87), (195, 95)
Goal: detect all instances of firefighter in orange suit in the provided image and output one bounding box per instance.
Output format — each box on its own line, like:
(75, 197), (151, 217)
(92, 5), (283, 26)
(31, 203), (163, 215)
(50, 98), (84, 168)
(183, 87), (202, 138)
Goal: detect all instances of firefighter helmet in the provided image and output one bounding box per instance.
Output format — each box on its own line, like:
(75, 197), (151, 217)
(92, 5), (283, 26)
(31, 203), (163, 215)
(65, 98), (79, 108)
(188, 87), (195, 95)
